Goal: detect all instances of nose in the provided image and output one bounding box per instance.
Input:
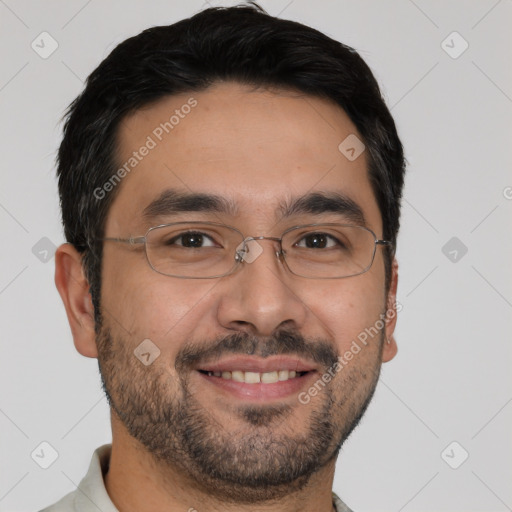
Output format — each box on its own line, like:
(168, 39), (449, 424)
(216, 239), (308, 336)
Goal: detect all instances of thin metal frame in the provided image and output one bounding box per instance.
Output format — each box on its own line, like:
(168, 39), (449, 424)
(101, 221), (393, 279)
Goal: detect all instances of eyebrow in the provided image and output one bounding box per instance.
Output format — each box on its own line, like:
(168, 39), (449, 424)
(277, 192), (366, 226)
(142, 189), (365, 226)
(142, 189), (239, 221)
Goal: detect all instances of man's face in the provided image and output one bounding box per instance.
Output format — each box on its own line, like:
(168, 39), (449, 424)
(96, 82), (397, 500)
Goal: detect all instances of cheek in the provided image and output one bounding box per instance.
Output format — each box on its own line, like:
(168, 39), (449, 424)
(101, 252), (218, 354)
(304, 271), (386, 350)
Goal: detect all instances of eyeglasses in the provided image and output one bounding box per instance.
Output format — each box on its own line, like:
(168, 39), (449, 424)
(101, 221), (393, 279)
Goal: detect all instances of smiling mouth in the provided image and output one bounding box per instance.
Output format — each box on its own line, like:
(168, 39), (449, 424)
(194, 355), (318, 400)
(198, 369), (310, 384)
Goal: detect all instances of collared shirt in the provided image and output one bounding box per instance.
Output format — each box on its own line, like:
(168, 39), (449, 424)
(40, 444), (353, 512)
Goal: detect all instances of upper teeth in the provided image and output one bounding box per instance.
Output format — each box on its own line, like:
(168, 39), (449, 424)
(205, 370), (298, 384)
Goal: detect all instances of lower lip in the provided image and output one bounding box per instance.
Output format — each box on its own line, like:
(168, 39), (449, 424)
(196, 371), (318, 402)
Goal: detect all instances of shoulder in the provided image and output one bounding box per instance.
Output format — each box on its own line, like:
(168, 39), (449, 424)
(38, 444), (115, 512)
(39, 490), (77, 512)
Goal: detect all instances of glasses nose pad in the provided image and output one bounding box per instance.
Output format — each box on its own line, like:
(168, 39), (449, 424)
(235, 239), (263, 264)
(235, 243), (246, 263)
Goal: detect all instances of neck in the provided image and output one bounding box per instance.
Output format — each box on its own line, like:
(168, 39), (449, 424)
(105, 417), (337, 512)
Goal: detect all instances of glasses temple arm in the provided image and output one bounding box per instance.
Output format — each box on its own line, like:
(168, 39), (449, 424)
(100, 236), (146, 245)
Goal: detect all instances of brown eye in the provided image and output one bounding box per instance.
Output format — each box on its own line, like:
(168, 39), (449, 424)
(168, 232), (217, 248)
(297, 233), (338, 249)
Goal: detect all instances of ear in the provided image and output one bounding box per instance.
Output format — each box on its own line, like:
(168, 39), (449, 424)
(54, 243), (98, 358)
(382, 258), (398, 363)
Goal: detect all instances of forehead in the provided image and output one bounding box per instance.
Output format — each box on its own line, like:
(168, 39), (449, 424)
(106, 82), (381, 234)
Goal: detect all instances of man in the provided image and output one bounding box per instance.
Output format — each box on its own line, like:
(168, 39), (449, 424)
(45, 3), (405, 511)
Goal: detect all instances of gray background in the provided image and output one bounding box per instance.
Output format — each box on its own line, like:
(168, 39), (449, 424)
(1, 1), (511, 510)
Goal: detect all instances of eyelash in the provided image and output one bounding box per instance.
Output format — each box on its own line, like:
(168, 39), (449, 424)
(167, 231), (219, 247)
(164, 231), (345, 250)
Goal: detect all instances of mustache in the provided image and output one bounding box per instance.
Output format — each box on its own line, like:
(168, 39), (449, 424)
(175, 330), (339, 373)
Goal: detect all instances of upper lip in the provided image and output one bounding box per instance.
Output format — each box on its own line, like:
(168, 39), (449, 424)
(196, 356), (318, 374)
